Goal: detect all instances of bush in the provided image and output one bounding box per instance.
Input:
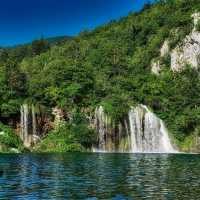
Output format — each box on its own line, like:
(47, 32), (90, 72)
(35, 134), (85, 153)
(35, 116), (97, 152)
(0, 123), (24, 152)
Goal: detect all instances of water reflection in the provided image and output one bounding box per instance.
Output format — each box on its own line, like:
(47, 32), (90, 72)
(0, 153), (200, 199)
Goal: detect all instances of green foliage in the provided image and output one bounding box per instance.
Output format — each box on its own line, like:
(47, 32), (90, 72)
(71, 112), (97, 147)
(101, 95), (130, 121)
(35, 130), (85, 153)
(153, 67), (200, 141)
(196, 20), (200, 31)
(0, 123), (24, 152)
(35, 114), (97, 152)
(31, 39), (50, 56)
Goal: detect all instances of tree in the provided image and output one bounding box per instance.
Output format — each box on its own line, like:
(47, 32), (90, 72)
(31, 39), (50, 56)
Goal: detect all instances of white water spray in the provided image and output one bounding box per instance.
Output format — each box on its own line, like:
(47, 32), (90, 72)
(128, 105), (176, 153)
(20, 104), (39, 147)
(94, 105), (177, 153)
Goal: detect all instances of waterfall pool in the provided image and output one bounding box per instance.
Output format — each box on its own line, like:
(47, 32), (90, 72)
(0, 153), (199, 199)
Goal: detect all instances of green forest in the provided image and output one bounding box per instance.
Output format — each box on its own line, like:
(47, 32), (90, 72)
(1, 0), (200, 152)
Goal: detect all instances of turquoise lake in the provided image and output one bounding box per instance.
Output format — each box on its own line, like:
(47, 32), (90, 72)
(0, 153), (199, 200)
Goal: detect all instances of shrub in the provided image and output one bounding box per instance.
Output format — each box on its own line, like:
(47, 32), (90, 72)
(35, 117), (96, 152)
(0, 123), (24, 152)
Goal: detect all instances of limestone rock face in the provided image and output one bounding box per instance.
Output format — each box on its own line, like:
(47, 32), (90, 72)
(151, 60), (161, 75)
(151, 40), (169, 75)
(160, 40), (170, 57)
(170, 13), (200, 72)
(151, 13), (200, 73)
(192, 12), (200, 30)
(171, 31), (200, 72)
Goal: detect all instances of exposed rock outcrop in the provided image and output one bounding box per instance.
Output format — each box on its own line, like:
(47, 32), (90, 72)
(151, 59), (161, 75)
(169, 13), (200, 72)
(151, 40), (169, 75)
(171, 31), (200, 71)
(192, 12), (200, 31)
(151, 13), (200, 73)
(160, 40), (170, 57)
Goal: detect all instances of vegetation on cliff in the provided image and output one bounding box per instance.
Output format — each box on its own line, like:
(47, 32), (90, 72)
(0, 0), (200, 152)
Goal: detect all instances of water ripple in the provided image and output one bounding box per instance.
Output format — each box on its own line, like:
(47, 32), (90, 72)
(0, 153), (200, 200)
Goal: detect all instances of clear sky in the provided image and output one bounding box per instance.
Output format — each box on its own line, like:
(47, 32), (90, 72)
(0, 0), (154, 46)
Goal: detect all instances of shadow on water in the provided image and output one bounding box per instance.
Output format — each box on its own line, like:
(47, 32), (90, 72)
(0, 153), (200, 199)
(0, 170), (3, 177)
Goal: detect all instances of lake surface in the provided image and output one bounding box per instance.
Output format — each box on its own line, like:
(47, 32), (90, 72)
(0, 153), (199, 200)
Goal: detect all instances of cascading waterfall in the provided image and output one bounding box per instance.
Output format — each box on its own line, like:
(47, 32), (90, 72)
(20, 104), (29, 146)
(94, 105), (177, 153)
(128, 105), (176, 153)
(20, 104), (39, 147)
(94, 106), (106, 151)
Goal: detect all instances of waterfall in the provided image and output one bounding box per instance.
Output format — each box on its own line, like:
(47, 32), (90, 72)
(93, 106), (114, 152)
(94, 105), (177, 153)
(32, 105), (37, 136)
(20, 104), (30, 147)
(93, 106), (131, 152)
(94, 106), (105, 151)
(20, 104), (39, 147)
(128, 105), (176, 153)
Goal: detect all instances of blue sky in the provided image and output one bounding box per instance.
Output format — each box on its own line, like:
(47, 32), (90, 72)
(0, 0), (154, 46)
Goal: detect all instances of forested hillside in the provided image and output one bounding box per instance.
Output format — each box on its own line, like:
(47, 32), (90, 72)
(1, 0), (200, 152)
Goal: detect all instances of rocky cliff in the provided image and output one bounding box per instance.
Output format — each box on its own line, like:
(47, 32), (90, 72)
(152, 12), (200, 74)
